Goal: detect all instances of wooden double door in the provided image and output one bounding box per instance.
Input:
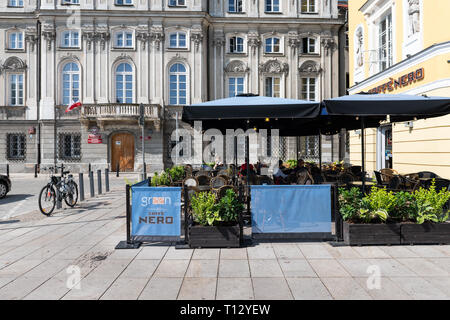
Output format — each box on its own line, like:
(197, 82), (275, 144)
(111, 132), (135, 172)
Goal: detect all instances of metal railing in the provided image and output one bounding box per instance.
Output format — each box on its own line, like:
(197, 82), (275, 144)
(80, 104), (160, 119)
(0, 106), (27, 120)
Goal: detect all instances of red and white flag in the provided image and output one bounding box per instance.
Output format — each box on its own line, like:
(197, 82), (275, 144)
(65, 101), (82, 113)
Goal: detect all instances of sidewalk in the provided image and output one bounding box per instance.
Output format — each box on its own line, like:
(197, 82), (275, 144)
(0, 189), (449, 300)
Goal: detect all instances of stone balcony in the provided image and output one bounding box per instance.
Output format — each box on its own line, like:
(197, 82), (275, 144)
(0, 106), (27, 120)
(56, 103), (162, 131)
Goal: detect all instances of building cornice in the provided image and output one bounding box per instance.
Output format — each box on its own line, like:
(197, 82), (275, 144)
(349, 41), (450, 94)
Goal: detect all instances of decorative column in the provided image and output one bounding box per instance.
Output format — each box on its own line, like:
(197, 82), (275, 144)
(25, 27), (38, 119)
(82, 25), (96, 104)
(191, 26), (204, 103)
(95, 26), (110, 103)
(149, 25), (164, 106)
(288, 31), (300, 99)
(41, 23), (56, 120)
(212, 37), (225, 99)
(247, 32), (261, 94)
(137, 25), (150, 104)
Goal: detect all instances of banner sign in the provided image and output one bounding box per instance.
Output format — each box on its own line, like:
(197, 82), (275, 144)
(251, 185), (331, 234)
(131, 185), (181, 241)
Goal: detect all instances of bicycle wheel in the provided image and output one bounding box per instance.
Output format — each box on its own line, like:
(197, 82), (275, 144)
(64, 181), (78, 207)
(39, 185), (56, 216)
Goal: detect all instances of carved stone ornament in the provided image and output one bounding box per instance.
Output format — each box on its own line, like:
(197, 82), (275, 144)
(321, 38), (337, 55)
(150, 26), (164, 50)
(25, 26), (38, 52)
(259, 59), (289, 75)
(224, 60), (249, 73)
(408, 0), (420, 36)
(0, 57), (27, 74)
(113, 54), (133, 66)
(213, 38), (225, 48)
(60, 53), (80, 64)
(299, 60), (322, 75)
(42, 24), (55, 51)
(191, 31), (204, 51)
(247, 32), (261, 55)
(82, 26), (96, 50)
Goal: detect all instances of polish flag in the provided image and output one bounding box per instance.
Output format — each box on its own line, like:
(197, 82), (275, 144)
(65, 101), (82, 113)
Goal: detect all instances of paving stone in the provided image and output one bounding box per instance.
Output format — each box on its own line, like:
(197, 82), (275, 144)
(178, 278), (217, 300)
(23, 259), (72, 279)
(278, 259), (317, 278)
(62, 276), (115, 300)
(286, 278), (332, 300)
(297, 244), (333, 259)
(164, 247), (194, 260)
(247, 244), (276, 259)
(0, 276), (47, 300)
(0, 259), (44, 277)
(435, 245), (450, 257)
(366, 258), (417, 277)
(308, 259), (351, 278)
(397, 258), (448, 276)
(352, 246), (391, 259)
(219, 259), (250, 278)
(23, 276), (70, 300)
(252, 278), (293, 300)
(88, 259), (131, 279)
(338, 259), (373, 277)
(139, 277), (183, 300)
(422, 277), (450, 298)
(354, 277), (411, 300)
(0, 277), (14, 289)
(379, 246), (419, 258)
(272, 244), (304, 259)
(427, 258), (450, 274)
(215, 278), (254, 301)
(51, 245), (93, 260)
(321, 277), (372, 300)
(192, 249), (220, 260)
(107, 248), (142, 260)
(120, 259), (160, 279)
(389, 276), (448, 300)
(407, 246), (448, 258)
(327, 246), (362, 259)
(249, 260), (283, 277)
(100, 277), (147, 300)
(220, 248), (248, 260)
(185, 260), (219, 278)
(153, 259), (190, 278)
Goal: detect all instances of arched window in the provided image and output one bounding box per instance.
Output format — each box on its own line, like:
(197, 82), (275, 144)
(265, 37), (280, 53)
(115, 63), (133, 103)
(169, 63), (187, 105)
(62, 62), (80, 106)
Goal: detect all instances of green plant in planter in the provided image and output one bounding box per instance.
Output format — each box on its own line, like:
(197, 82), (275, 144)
(150, 171), (171, 186)
(285, 159), (298, 169)
(215, 189), (243, 223)
(338, 187), (363, 221)
(359, 198), (388, 223)
(191, 192), (220, 226)
(413, 180), (450, 224)
(167, 166), (185, 182)
(392, 191), (417, 221)
(365, 187), (396, 214)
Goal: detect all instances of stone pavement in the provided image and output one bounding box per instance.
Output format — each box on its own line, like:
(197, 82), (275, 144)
(0, 188), (450, 300)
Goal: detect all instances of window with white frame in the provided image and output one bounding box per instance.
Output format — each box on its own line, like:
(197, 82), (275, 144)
(115, 63), (133, 103)
(9, 74), (24, 106)
(61, 31), (80, 48)
(229, 37), (244, 53)
(378, 13), (393, 71)
(114, 31), (133, 48)
(8, 0), (24, 7)
(169, 32), (187, 48)
(115, 0), (133, 5)
(300, 77), (317, 101)
(301, 37), (317, 54)
(8, 32), (23, 50)
(169, 0), (186, 6)
(265, 77), (281, 97)
(169, 63), (187, 105)
(265, 37), (281, 53)
(7, 133), (26, 160)
(59, 133), (81, 161)
(62, 62), (80, 106)
(228, 77), (244, 97)
(62, 0), (80, 4)
(228, 0), (243, 12)
(300, 0), (317, 13)
(265, 0), (280, 12)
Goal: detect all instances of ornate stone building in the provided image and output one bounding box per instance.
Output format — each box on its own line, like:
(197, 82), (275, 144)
(0, 0), (346, 172)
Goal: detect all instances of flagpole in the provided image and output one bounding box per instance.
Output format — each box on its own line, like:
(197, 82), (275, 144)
(54, 104), (57, 168)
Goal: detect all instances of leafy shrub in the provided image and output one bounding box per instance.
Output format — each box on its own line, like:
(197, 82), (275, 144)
(167, 166), (185, 182)
(150, 171), (171, 186)
(190, 190), (243, 226)
(392, 191), (417, 221)
(285, 160), (297, 168)
(338, 187), (363, 221)
(365, 187), (396, 215)
(413, 180), (450, 224)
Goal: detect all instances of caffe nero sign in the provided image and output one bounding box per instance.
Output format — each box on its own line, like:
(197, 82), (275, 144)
(368, 68), (424, 94)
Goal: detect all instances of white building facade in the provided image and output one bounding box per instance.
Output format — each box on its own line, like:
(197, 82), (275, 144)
(0, 0), (345, 172)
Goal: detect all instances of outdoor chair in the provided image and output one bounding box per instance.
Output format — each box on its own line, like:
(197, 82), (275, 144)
(218, 174), (230, 183)
(417, 171), (439, 179)
(184, 165), (193, 177)
(217, 185), (236, 199)
(183, 177), (198, 188)
(380, 168), (398, 183)
(297, 170), (314, 185)
(217, 169), (229, 177)
(197, 175), (211, 186)
(195, 170), (209, 177)
(337, 172), (354, 186)
(210, 176), (227, 189)
(257, 175), (273, 185)
(374, 171), (389, 187)
(387, 176), (402, 190)
(434, 178), (450, 192)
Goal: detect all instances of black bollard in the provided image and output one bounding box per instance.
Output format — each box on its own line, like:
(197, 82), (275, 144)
(97, 169), (102, 195)
(34, 164), (38, 178)
(89, 170), (95, 198)
(79, 173), (85, 202)
(88, 163), (91, 174)
(116, 162), (120, 177)
(6, 164), (9, 178)
(105, 168), (110, 192)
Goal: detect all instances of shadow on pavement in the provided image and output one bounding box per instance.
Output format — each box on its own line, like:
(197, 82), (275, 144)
(0, 194), (34, 204)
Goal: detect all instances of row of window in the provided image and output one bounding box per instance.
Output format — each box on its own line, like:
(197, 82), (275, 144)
(3, 60), (318, 106)
(6, 133), (80, 161)
(5, 29), (320, 54)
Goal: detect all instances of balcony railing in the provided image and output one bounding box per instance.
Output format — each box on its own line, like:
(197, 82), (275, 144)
(81, 104), (160, 119)
(0, 106), (27, 120)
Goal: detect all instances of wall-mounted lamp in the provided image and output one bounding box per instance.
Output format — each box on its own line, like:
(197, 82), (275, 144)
(404, 121), (414, 128)
(355, 129), (361, 135)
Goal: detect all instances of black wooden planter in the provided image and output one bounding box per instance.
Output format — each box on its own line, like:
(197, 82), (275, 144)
(343, 221), (401, 245)
(401, 222), (450, 245)
(188, 224), (240, 248)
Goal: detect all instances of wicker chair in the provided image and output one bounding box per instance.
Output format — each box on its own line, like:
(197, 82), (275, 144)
(297, 170), (314, 185)
(184, 164), (193, 177)
(257, 175), (273, 185)
(218, 174), (230, 183)
(417, 171), (439, 179)
(217, 185), (236, 199)
(197, 175), (211, 186)
(183, 177), (198, 187)
(195, 170), (210, 177)
(380, 168), (398, 183)
(210, 176), (227, 189)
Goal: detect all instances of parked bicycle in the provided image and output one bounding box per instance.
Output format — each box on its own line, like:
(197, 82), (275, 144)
(38, 165), (78, 216)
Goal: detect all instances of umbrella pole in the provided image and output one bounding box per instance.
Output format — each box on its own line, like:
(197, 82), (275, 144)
(319, 129), (322, 173)
(361, 117), (366, 192)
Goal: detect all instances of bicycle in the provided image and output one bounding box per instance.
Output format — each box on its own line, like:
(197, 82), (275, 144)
(38, 164), (78, 216)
